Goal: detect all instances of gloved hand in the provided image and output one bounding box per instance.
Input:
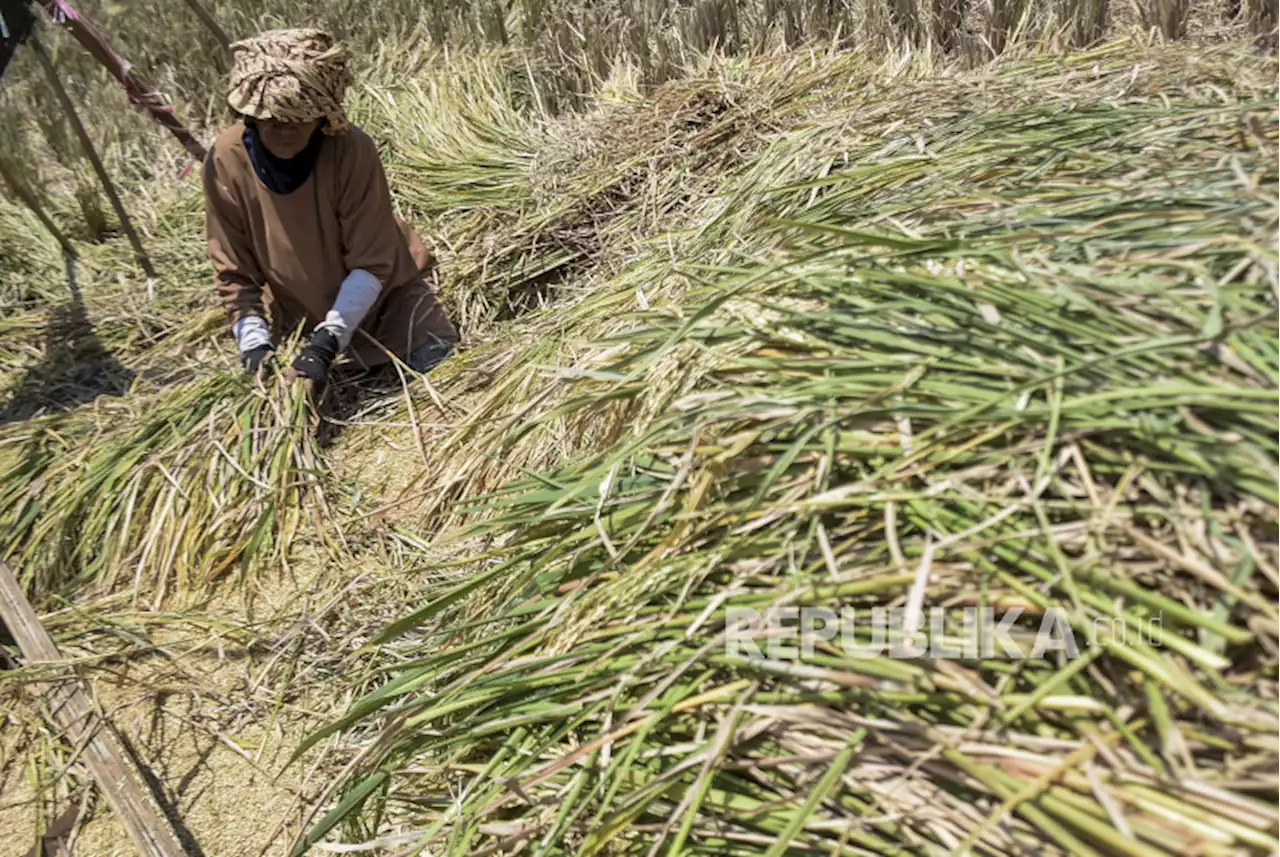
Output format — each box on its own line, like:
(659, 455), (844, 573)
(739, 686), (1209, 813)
(292, 327), (341, 383)
(240, 344), (274, 376)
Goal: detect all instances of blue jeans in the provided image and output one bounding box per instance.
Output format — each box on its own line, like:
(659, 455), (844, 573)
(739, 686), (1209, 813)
(407, 340), (454, 373)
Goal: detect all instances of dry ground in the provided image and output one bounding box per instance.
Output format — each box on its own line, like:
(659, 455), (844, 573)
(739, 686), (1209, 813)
(0, 551), (414, 857)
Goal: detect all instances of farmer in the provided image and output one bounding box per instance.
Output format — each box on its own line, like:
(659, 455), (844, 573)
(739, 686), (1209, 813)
(202, 28), (457, 382)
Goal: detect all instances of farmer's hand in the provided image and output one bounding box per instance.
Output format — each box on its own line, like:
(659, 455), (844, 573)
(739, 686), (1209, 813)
(240, 344), (274, 376)
(292, 327), (340, 383)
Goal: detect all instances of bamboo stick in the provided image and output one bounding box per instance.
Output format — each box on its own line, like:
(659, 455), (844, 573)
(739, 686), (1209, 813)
(30, 36), (157, 278)
(0, 561), (190, 857)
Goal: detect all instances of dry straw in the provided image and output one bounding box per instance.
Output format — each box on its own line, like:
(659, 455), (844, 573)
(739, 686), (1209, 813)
(0, 355), (329, 605)
(291, 39), (1279, 857)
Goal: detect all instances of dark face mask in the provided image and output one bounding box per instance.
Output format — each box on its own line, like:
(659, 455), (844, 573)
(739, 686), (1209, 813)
(242, 117), (326, 195)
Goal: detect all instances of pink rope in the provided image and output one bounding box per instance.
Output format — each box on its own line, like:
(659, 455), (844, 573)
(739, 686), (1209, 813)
(38, 0), (206, 158)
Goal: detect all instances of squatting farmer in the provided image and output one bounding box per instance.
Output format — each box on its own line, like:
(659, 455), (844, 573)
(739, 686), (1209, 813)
(202, 28), (457, 383)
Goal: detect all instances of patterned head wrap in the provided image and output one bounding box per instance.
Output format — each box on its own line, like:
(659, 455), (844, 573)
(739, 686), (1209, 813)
(227, 28), (351, 135)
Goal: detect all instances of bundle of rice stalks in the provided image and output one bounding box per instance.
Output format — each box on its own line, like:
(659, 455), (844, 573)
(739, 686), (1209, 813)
(308, 277), (1279, 854)
(378, 49), (832, 331)
(304, 251), (1280, 853)
(362, 40), (1279, 535)
(0, 363), (329, 604)
(304, 40), (1278, 857)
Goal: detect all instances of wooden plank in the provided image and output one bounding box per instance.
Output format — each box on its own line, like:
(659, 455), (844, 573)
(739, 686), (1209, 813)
(0, 561), (190, 857)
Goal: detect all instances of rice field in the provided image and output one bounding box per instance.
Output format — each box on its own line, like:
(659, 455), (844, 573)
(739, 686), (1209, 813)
(0, 12), (1276, 857)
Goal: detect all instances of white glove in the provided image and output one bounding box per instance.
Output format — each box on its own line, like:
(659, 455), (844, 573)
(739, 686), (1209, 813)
(233, 315), (272, 354)
(317, 269), (382, 350)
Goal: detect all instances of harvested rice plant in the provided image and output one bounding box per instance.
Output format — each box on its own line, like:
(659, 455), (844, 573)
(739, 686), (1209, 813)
(0, 1), (1276, 856)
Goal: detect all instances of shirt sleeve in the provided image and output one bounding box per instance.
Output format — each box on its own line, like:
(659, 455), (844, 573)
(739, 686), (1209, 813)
(203, 149), (266, 326)
(336, 131), (405, 289)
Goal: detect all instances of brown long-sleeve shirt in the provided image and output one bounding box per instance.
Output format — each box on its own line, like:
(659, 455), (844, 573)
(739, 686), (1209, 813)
(203, 121), (457, 368)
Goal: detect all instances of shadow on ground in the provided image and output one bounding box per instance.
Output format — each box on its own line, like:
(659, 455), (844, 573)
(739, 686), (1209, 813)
(0, 254), (134, 425)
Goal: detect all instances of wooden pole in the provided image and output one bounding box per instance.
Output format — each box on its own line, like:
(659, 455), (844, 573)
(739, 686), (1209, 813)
(34, 0), (207, 160)
(0, 156), (78, 259)
(0, 561), (190, 857)
(178, 0), (232, 49)
(30, 36), (157, 278)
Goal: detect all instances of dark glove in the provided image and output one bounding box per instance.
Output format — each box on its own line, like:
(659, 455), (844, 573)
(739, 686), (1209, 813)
(292, 327), (341, 383)
(240, 344), (274, 375)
